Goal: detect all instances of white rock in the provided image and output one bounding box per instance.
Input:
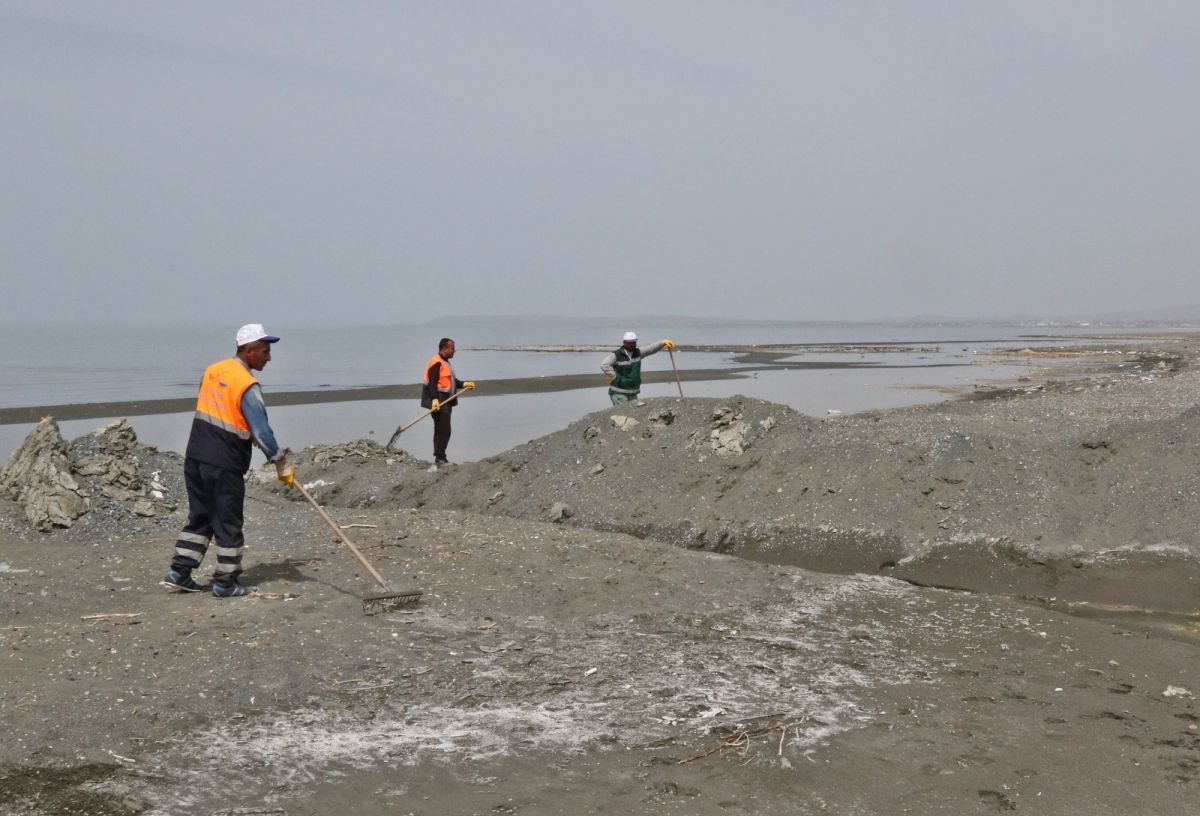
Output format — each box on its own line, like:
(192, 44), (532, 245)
(610, 415), (640, 431)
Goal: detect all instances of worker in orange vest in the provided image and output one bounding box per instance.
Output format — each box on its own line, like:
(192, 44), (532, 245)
(162, 324), (294, 598)
(421, 337), (476, 467)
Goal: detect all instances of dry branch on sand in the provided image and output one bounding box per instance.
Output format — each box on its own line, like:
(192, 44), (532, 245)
(679, 716), (809, 764)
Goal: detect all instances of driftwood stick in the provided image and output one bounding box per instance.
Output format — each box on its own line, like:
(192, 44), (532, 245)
(678, 717), (807, 765)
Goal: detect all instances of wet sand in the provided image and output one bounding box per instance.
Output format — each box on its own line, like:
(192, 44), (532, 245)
(3, 508), (1200, 815)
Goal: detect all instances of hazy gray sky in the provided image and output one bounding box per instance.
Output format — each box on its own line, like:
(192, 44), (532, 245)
(3, 1), (1199, 325)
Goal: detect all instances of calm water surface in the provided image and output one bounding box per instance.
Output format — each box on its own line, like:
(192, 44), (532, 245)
(0, 319), (1152, 461)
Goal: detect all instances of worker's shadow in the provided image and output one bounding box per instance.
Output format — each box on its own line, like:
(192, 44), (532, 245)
(242, 558), (374, 601)
(242, 560), (317, 586)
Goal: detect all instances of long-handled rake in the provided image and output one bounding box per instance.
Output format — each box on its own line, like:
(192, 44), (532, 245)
(293, 481), (422, 614)
(385, 386), (470, 450)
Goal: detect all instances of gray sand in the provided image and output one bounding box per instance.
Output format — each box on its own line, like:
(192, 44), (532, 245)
(2, 336), (1200, 814)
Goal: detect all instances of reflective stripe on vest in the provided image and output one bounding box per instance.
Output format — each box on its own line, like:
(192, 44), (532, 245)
(194, 358), (257, 440)
(424, 354), (454, 392)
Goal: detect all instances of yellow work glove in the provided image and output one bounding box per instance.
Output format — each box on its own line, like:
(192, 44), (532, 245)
(607, 378), (615, 385)
(464, 381), (476, 390)
(663, 339), (676, 351)
(274, 454), (295, 487)
(431, 399), (441, 413)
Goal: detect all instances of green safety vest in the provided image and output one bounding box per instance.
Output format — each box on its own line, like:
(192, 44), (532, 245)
(610, 347), (643, 393)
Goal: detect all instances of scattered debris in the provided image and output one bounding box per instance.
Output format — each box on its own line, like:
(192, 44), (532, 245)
(80, 612), (144, 623)
(679, 716), (809, 764)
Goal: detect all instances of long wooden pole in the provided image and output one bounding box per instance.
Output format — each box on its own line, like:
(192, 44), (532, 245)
(668, 349), (685, 398)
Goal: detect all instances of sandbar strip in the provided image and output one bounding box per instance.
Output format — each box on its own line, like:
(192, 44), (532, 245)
(0, 368), (735, 425)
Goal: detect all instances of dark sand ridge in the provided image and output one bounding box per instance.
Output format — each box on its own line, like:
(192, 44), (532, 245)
(0, 344), (988, 425)
(2, 336), (1199, 813)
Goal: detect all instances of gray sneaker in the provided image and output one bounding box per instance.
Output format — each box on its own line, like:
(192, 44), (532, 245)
(161, 570), (203, 592)
(212, 583), (258, 598)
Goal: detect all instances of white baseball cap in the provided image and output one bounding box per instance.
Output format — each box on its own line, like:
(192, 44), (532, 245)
(622, 331), (638, 343)
(235, 323), (280, 347)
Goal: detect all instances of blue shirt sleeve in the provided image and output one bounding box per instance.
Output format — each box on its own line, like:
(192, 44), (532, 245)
(241, 384), (282, 462)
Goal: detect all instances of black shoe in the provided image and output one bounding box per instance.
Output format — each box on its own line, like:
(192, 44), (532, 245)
(161, 569), (203, 592)
(212, 583), (258, 598)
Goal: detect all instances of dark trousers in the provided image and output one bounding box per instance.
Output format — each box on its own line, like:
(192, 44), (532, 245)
(432, 404), (453, 460)
(170, 459), (246, 587)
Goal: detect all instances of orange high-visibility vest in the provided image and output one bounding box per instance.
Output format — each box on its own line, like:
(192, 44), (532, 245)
(424, 354), (454, 392)
(194, 358), (258, 438)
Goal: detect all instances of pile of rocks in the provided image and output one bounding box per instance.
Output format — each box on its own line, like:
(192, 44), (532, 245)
(0, 418), (177, 532)
(69, 418), (176, 518)
(0, 419), (89, 531)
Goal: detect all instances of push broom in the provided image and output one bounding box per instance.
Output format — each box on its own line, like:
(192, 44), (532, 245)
(293, 481), (422, 614)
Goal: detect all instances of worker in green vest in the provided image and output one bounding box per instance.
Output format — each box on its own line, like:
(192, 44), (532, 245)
(600, 331), (675, 405)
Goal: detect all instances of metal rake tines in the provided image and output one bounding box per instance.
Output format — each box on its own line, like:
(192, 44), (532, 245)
(361, 589), (424, 614)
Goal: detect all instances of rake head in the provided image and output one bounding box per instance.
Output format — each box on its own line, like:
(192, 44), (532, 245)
(361, 589), (424, 615)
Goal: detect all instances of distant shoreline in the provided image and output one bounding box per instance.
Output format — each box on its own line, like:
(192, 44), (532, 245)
(5, 331), (1183, 427)
(0, 355), (972, 425)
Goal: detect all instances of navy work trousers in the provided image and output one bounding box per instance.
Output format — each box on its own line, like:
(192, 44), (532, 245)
(170, 459), (247, 587)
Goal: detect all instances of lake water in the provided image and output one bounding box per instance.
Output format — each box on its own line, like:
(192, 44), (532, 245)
(0, 318), (1152, 463)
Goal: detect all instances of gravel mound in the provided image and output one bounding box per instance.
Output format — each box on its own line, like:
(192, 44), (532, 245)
(288, 338), (1200, 610)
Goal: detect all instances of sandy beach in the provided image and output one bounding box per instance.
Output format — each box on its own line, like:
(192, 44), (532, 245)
(3, 334), (1200, 814)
